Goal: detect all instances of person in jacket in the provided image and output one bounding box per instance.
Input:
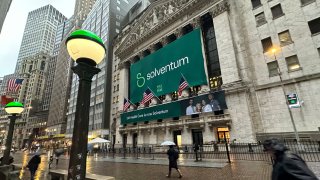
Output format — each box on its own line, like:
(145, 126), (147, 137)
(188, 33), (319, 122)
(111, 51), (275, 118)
(27, 152), (41, 180)
(263, 138), (318, 180)
(166, 145), (182, 178)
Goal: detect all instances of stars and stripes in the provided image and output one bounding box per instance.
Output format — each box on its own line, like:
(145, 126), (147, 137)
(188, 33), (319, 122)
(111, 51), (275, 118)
(7, 78), (24, 92)
(123, 98), (131, 111)
(178, 76), (189, 96)
(140, 88), (154, 105)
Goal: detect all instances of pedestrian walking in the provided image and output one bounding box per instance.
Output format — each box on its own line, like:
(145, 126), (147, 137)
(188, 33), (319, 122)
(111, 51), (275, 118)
(26, 151), (41, 180)
(55, 153), (59, 165)
(48, 155), (53, 169)
(193, 143), (200, 161)
(263, 138), (318, 180)
(166, 145), (182, 178)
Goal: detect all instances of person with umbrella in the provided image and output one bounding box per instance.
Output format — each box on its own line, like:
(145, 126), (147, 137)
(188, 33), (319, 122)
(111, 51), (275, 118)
(26, 151), (41, 180)
(54, 148), (64, 166)
(161, 141), (182, 178)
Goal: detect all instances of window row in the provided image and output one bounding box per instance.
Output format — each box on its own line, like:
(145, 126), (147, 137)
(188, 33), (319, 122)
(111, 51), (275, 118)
(267, 55), (301, 77)
(251, 0), (315, 9)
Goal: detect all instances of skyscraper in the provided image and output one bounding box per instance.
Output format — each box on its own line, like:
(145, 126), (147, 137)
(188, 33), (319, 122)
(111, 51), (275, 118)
(0, 0), (12, 34)
(66, 0), (139, 140)
(8, 5), (66, 148)
(14, 4), (66, 73)
(73, 0), (97, 28)
(46, 0), (97, 137)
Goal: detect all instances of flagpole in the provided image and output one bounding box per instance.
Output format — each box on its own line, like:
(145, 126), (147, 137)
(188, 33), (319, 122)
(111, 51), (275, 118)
(180, 73), (190, 85)
(147, 86), (162, 102)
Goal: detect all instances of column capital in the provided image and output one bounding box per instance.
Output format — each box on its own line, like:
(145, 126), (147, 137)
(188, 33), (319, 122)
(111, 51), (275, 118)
(209, 0), (230, 18)
(191, 18), (202, 29)
(118, 61), (131, 70)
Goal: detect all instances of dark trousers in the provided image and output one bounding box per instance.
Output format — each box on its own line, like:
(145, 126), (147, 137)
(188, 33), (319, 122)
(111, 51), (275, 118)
(29, 169), (36, 180)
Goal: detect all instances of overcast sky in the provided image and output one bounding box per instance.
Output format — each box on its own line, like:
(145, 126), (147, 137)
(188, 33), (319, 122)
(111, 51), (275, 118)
(0, 0), (76, 77)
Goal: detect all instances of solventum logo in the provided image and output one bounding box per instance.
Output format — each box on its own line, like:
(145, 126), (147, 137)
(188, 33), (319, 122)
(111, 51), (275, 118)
(135, 56), (189, 88)
(136, 73), (145, 87)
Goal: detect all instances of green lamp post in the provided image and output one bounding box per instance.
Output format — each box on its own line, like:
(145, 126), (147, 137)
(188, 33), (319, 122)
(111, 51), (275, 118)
(1, 102), (24, 166)
(65, 29), (106, 180)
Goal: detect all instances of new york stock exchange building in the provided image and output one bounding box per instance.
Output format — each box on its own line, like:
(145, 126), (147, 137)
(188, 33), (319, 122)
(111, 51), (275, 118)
(110, 0), (320, 148)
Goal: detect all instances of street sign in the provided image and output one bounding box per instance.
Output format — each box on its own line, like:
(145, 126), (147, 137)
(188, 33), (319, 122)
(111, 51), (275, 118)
(286, 93), (300, 108)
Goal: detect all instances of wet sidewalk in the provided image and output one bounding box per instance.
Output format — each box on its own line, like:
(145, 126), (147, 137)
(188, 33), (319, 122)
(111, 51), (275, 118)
(91, 156), (229, 168)
(9, 152), (320, 180)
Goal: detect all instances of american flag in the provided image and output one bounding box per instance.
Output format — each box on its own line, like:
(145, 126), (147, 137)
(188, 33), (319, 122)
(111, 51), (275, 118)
(140, 88), (154, 105)
(123, 98), (131, 111)
(7, 78), (24, 92)
(178, 76), (189, 96)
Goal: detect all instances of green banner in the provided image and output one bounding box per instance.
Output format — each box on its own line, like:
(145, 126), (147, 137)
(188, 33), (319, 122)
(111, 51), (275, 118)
(121, 101), (181, 124)
(130, 28), (207, 103)
(121, 91), (227, 124)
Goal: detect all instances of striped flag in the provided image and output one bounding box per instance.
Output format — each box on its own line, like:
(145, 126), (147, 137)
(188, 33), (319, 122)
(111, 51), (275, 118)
(7, 78), (24, 92)
(123, 98), (131, 111)
(140, 88), (154, 105)
(178, 76), (189, 96)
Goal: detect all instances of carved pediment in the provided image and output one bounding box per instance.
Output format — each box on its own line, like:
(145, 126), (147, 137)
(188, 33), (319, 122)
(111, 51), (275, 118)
(115, 0), (229, 60)
(115, 0), (193, 57)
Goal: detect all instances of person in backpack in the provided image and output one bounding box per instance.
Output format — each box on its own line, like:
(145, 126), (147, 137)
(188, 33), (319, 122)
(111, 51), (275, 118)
(263, 138), (318, 180)
(166, 145), (182, 178)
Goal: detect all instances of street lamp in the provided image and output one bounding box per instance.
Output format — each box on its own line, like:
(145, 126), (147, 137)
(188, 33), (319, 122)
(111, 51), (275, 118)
(1, 102), (24, 165)
(65, 29), (106, 180)
(270, 47), (300, 142)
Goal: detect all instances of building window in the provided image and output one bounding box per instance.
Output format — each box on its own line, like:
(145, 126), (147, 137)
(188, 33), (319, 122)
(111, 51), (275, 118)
(251, 0), (262, 9)
(116, 21), (120, 26)
(123, 0), (129, 3)
(271, 4), (284, 19)
(308, 17), (320, 35)
(116, 6), (120, 11)
(117, 0), (120, 4)
(116, 29), (119, 33)
(285, 55), (301, 72)
(255, 12), (267, 27)
(278, 30), (293, 46)
(261, 37), (273, 52)
(300, 0), (315, 6)
(267, 61), (279, 77)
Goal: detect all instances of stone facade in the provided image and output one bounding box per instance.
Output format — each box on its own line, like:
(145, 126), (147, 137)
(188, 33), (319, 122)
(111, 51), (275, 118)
(110, 0), (320, 147)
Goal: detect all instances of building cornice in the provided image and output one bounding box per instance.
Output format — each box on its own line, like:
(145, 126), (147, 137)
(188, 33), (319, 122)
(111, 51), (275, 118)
(255, 73), (320, 91)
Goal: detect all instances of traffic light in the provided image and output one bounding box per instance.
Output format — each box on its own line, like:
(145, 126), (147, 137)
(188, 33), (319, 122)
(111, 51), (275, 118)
(286, 93), (300, 108)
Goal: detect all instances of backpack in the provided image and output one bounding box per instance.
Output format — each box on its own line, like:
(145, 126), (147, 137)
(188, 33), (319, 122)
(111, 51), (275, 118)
(174, 150), (179, 160)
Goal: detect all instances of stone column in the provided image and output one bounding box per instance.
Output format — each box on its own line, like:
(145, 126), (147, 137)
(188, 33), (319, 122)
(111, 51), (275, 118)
(210, 2), (240, 84)
(118, 61), (130, 105)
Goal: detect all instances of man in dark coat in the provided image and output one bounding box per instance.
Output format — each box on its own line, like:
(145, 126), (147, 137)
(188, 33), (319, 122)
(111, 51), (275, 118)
(166, 145), (182, 178)
(263, 138), (318, 180)
(27, 152), (41, 180)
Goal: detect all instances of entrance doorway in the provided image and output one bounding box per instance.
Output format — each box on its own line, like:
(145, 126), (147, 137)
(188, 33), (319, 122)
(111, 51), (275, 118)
(173, 130), (182, 147)
(217, 127), (230, 143)
(132, 133), (138, 148)
(122, 134), (127, 148)
(192, 129), (203, 145)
